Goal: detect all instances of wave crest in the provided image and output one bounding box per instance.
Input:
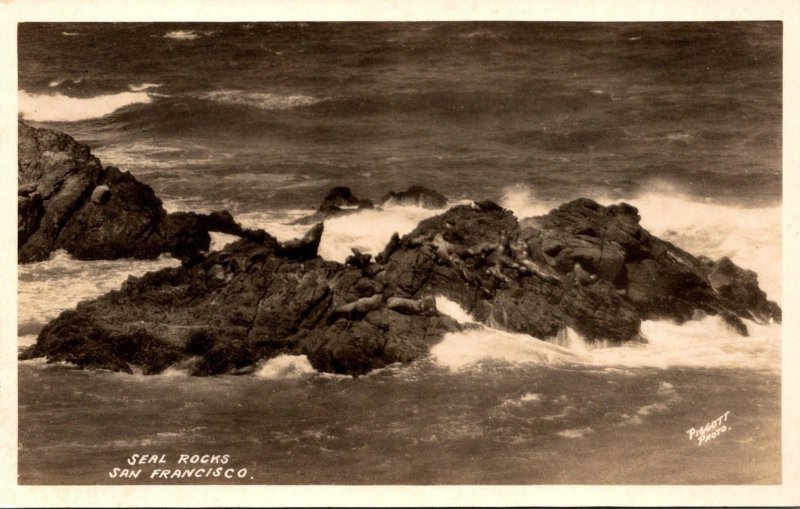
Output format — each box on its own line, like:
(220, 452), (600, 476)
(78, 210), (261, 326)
(18, 90), (153, 122)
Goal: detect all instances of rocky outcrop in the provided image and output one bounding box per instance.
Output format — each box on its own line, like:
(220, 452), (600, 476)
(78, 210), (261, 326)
(291, 186), (374, 225)
(17, 122), (257, 263)
(318, 186), (374, 212)
(380, 185), (447, 208)
(292, 185), (448, 225)
(21, 195), (780, 377)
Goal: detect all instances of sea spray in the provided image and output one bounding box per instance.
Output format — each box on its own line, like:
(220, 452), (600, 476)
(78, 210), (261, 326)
(431, 296), (780, 373)
(254, 355), (316, 379)
(431, 296), (577, 370)
(500, 186), (781, 301)
(209, 232), (241, 252)
(17, 251), (180, 331)
(317, 204), (446, 263)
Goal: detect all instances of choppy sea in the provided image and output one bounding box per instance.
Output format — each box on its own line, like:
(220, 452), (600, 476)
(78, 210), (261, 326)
(17, 22), (781, 484)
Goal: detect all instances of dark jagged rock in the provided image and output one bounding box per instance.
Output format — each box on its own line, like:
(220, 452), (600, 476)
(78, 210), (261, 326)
(318, 186), (373, 212)
(707, 256), (781, 324)
(22, 193), (780, 377)
(380, 185), (448, 208)
(293, 184), (448, 225)
(19, 310), (182, 374)
(291, 186), (375, 225)
(17, 122), (257, 263)
(345, 248), (372, 269)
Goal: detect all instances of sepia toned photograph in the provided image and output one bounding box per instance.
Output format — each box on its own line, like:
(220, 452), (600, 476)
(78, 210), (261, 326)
(8, 8), (793, 500)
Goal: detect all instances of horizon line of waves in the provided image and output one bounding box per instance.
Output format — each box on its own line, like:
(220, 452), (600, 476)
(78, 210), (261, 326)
(18, 89), (153, 122)
(197, 89), (324, 111)
(433, 296), (780, 373)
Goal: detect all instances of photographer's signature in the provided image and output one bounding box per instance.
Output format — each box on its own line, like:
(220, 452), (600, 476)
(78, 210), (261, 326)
(686, 411), (730, 446)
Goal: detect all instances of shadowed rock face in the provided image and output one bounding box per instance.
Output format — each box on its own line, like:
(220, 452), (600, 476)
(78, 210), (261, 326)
(17, 122), (257, 264)
(380, 185), (448, 208)
(292, 184), (447, 225)
(21, 191), (781, 377)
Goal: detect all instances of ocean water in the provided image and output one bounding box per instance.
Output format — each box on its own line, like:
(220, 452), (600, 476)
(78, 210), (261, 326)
(17, 22), (781, 484)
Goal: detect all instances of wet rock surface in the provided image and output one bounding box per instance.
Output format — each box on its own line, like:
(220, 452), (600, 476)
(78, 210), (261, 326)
(22, 189), (780, 376)
(17, 122), (254, 263)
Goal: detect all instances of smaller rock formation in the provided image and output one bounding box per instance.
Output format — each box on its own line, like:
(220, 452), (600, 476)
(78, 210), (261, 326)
(293, 185), (449, 225)
(380, 185), (448, 208)
(17, 121), (259, 264)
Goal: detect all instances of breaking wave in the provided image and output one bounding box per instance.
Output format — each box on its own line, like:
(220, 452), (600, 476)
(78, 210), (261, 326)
(254, 355), (317, 379)
(17, 250), (179, 334)
(18, 89), (153, 122)
(432, 297), (780, 373)
(317, 204), (446, 263)
(501, 185), (781, 301)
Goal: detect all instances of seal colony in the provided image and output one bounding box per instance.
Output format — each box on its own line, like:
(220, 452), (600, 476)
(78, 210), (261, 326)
(18, 122), (781, 376)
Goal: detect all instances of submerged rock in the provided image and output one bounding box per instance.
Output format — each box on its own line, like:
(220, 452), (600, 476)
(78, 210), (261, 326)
(22, 192), (781, 377)
(17, 121), (257, 263)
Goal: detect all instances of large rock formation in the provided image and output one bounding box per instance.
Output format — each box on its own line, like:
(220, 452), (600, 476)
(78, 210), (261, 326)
(21, 194), (781, 377)
(17, 121), (257, 263)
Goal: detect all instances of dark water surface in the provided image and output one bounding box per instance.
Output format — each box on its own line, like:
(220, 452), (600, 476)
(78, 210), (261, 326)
(19, 361), (780, 485)
(17, 22), (782, 485)
(18, 22), (781, 211)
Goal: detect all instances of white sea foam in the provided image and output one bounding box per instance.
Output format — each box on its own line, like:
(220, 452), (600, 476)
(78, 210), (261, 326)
(431, 297), (579, 371)
(557, 427), (594, 439)
(254, 355), (317, 379)
(583, 317), (780, 372)
(434, 296), (475, 324)
(501, 392), (544, 407)
(611, 192), (781, 302)
(18, 90), (152, 122)
(234, 210), (314, 242)
(199, 89), (323, 110)
(318, 204), (445, 263)
(500, 186), (559, 220)
(48, 77), (84, 87)
(432, 296), (780, 373)
(209, 232), (241, 252)
(163, 30), (206, 40)
(500, 185), (781, 302)
(18, 335), (37, 350)
(128, 83), (162, 92)
(18, 250), (179, 330)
